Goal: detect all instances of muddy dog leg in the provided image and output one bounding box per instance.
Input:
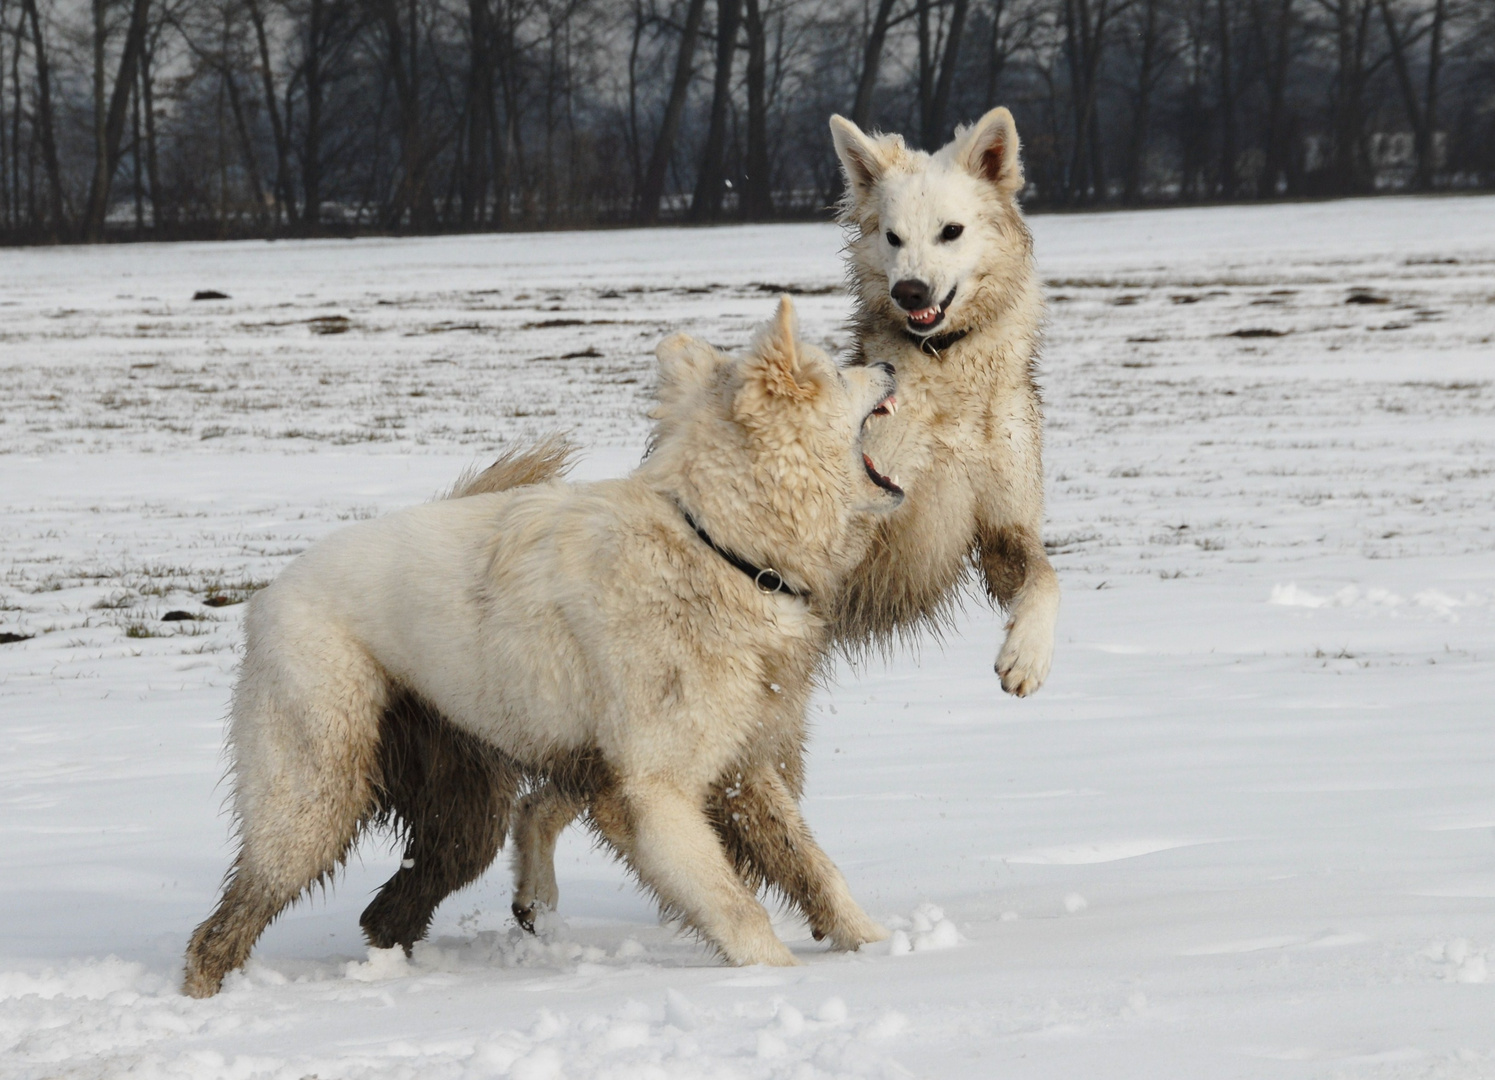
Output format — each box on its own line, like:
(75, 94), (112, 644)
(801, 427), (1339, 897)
(588, 781), (798, 966)
(980, 522), (1059, 697)
(711, 764), (887, 951)
(183, 626), (386, 998)
(510, 782), (585, 932)
(360, 692), (520, 953)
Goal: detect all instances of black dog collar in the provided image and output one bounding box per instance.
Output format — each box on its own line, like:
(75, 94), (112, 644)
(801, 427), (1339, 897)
(679, 506), (808, 599)
(903, 326), (969, 355)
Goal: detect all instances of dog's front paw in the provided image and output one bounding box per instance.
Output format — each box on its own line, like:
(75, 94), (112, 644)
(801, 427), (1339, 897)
(995, 614), (1053, 697)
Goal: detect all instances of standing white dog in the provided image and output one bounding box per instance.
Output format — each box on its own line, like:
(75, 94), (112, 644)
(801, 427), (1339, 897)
(182, 298), (901, 997)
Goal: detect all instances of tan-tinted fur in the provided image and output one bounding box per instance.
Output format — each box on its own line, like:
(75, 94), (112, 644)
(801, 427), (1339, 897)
(446, 434), (579, 499)
(182, 298), (895, 995)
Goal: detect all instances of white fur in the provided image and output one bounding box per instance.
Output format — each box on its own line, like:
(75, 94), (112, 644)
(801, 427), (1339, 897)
(182, 299), (897, 995)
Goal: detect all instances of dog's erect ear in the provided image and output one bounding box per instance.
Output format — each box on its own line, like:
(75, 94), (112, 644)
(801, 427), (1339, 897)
(655, 332), (719, 405)
(740, 296), (819, 405)
(830, 115), (895, 203)
(955, 107), (1023, 194)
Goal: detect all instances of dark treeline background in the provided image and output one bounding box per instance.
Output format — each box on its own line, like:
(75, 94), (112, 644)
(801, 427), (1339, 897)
(0, 0), (1490, 242)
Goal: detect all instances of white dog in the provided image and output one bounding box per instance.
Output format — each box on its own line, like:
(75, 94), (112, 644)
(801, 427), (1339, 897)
(505, 108), (1060, 930)
(182, 298), (900, 996)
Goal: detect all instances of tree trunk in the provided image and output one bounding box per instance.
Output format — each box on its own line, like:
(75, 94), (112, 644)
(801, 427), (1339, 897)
(462, 0), (492, 225)
(1328, 0), (1372, 194)
(246, 0), (295, 226)
(21, 0), (63, 236)
(1379, 0), (1443, 191)
(496, 0), (526, 221)
(851, 0), (898, 130)
(690, 0), (742, 221)
(1123, 0), (1159, 201)
(379, 0), (433, 229)
(916, 0), (932, 147)
(303, 0), (325, 228)
(1216, 0), (1236, 196)
(1, 0), (9, 229)
(637, 0), (706, 224)
(926, 0), (969, 149)
(132, 66), (143, 232)
(626, 1), (645, 205)
(742, 0), (771, 218)
(1063, 0), (1111, 202)
(225, 67), (267, 227)
(92, 0), (105, 226)
(1421, 0), (1443, 190)
(983, 0), (1009, 111)
(83, 0), (151, 240)
(1258, 0), (1293, 197)
(141, 34), (161, 227)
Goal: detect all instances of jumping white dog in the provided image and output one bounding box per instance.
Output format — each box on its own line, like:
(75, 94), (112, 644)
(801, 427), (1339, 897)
(504, 107), (1060, 930)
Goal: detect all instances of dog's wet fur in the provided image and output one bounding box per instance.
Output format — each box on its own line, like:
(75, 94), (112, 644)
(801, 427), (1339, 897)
(183, 299), (900, 995)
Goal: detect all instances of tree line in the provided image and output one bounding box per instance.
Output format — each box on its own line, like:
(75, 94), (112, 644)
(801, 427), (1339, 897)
(0, 0), (1490, 242)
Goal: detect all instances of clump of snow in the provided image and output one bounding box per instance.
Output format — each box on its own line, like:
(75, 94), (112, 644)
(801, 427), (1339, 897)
(1425, 939), (1490, 984)
(344, 945), (410, 982)
(886, 903), (962, 955)
(1271, 582), (1489, 621)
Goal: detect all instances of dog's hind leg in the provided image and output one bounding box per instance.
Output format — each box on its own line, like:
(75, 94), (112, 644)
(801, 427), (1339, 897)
(359, 692), (520, 953)
(711, 764), (888, 952)
(510, 782), (584, 932)
(183, 614), (387, 998)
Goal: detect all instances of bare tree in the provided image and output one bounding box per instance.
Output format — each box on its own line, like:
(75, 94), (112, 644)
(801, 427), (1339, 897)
(983, 0), (1038, 111)
(21, 0), (63, 235)
(637, 0), (705, 222)
(851, 0), (899, 129)
(1251, 0), (1296, 196)
(1119, 0), (1175, 199)
(1314, 0), (1379, 193)
(690, 0), (741, 220)
(918, 0), (969, 148)
(1062, 0), (1127, 201)
(741, 0), (770, 216)
(82, 0), (153, 240)
(1216, 0), (1238, 194)
(1378, 0), (1444, 189)
(1, 0), (1491, 242)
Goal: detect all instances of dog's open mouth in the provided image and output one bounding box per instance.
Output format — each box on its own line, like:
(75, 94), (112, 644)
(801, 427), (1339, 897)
(863, 452), (903, 495)
(870, 393), (898, 418)
(905, 287), (958, 333)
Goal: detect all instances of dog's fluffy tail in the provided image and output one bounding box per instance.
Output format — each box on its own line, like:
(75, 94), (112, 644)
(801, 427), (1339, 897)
(446, 433), (579, 499)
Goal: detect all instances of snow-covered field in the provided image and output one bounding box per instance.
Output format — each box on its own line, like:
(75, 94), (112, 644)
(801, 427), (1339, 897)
(2, 195), (1493, 1079)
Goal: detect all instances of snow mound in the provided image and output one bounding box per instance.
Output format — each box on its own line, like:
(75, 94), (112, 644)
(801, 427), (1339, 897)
(885, 903), (962, 955)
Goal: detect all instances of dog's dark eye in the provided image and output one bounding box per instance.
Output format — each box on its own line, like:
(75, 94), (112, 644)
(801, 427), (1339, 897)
(885, 231), (902, 248)
(940, 223), (964, 242)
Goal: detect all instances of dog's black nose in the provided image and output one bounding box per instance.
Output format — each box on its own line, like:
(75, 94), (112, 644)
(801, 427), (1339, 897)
(891, 279), (931, 311)
(871, 361), (895, 377)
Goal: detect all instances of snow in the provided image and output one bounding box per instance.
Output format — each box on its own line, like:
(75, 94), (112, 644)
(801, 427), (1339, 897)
(2, 194), (1494, 1077)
